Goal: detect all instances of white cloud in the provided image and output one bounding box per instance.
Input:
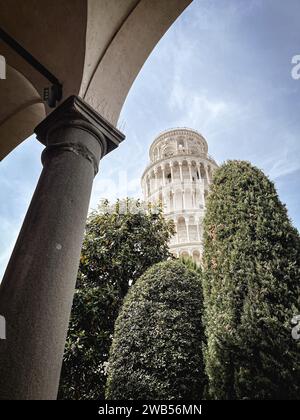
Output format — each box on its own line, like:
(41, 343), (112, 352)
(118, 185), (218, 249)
(168, 80), (239, 136)
(89, 169), (142, 211)
(260, 132), (300, 180)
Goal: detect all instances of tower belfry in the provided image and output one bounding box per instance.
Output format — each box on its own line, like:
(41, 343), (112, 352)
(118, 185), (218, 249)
(141, 128), (218, 264)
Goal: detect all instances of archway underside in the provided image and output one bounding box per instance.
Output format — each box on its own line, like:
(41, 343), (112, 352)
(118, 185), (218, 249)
(0, 0), (192, 160)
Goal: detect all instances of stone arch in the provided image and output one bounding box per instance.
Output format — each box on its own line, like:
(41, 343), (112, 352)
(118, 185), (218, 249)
(184, 187), (192, 209)
(156, 165), (164, 188)
(172, 161), (180, 181)
(177, 136), (186, 153)
(192, 249), (201, 265)
(1, 1), (191, 160)
(0, 65), (45, 160)
(177, 216), (187, 243)
(181, 159), (190, 181)
(169, 189), (174, 212)
(174, 188), (182, 211)
(180, 250), (190, 259)
(188, 216), (198, 242)
(200, 163), (206, 181)
(163, 141), (176, 159)
(191, 161), (198, 182)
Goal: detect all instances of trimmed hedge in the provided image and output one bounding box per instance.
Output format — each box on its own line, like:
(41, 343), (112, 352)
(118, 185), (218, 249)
(202, 160), (300, 400)
(106, 260), (206, 400)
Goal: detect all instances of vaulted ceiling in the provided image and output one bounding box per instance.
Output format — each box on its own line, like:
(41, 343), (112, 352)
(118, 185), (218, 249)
(0, 0), (192, 160)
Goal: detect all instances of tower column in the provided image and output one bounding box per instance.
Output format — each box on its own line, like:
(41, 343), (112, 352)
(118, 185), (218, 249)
(170, 162), (174, 183)
(154, 167), (158, 190)
(188, 161), (193, 182)
(179, 161), (183, 182)
(197, 220), (201, 242)
(0, 96), (124, 400)
(162, 165), (166, 186)
(196, 162), (200, 182)
(187, 216), (191, 242)
(204, 164), (209, 184)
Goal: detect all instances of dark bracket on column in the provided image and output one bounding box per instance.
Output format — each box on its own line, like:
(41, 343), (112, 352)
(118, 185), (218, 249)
(0, 27), (62, 108)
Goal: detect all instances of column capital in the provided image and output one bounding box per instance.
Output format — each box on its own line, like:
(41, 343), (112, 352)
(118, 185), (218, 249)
(35, 95), (125, 175)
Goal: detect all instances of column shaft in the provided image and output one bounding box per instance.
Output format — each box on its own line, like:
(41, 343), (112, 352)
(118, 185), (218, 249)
(170, 164), (174, 183)
(204, 164), (209, 184)
(197, 221), (201, 242)
(179, 163), (183, 182)
(196, 163), (200, 182)
(188, 162), (193, 181)
(162, 166), (166, 186)
(0, 96), (124, 400)
(182, 189), (186, 210)
(187, 219), (190, 242)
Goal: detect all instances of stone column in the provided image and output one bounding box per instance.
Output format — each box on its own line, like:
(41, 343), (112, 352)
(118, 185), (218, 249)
(186, 216), (190, 242)
(162, 165), (166, 186)
(154, 168), (158, 190)
(188, 161), (193, 182)
(196, 162), (201, 182)
(179, 161), (183, 182)
(204, 164), (209, 184)
(170, 162), (174, 183)
(0, 96), (124, 400)
(197, 220), (201, 242)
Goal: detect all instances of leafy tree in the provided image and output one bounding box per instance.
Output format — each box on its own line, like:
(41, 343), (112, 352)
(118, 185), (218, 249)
(202, 160), (300, 400)
(58, 199), (175, 399)
(106, 260), (206, 400)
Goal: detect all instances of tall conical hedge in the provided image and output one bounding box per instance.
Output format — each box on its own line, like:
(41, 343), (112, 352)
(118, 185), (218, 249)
(202, 160), (300, 400)
(106, 260), (206, 400)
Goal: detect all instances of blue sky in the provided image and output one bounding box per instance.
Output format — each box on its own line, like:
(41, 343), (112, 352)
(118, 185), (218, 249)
(1, 0), (300, 279)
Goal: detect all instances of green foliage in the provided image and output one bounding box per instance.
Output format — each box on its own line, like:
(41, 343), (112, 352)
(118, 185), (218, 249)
(106, 260), (206, 400)
(179, 256), (202, 276)
(58, 199), (175, 400)
(202, 160), (300, 400)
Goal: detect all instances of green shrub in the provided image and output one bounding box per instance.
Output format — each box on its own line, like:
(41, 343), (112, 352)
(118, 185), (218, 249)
(106, 260), (206, 400)
(202, 160), (300, 400)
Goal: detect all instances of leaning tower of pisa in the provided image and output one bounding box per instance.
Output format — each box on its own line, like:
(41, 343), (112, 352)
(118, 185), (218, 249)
(141, 128), (218, 264)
